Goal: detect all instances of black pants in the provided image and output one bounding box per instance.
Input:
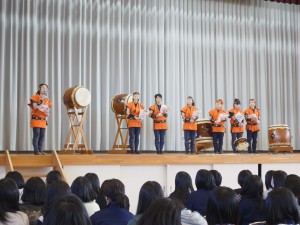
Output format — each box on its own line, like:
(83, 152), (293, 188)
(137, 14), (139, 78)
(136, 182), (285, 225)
(184, 130), (196, 153)
(129, 127), (141, 151)
(231, 132), (243, 153)
(212, 132), (224, 153)
(33, 127), (46, 153)
(247, 130), (258, 153)
(154, 130), (166, 153)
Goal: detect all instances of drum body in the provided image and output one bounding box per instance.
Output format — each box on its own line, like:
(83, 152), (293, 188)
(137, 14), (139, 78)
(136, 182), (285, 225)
(63, 86), (91, 108)
(234, 137), (249, 151)
(196, 119), (212, 139)
(111, 94), (133, 115)
(268, 124), (291, 147)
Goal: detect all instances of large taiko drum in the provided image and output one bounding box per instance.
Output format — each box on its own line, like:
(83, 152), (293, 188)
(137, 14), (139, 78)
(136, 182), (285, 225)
(234, 137), (249, 151)
(196, 119), (212, 140)
(111, 94), (133, 115)
(63, 86), (91, 109)
(268, 124), (291, 147)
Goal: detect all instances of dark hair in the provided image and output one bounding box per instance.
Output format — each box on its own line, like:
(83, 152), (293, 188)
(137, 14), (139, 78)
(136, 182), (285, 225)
(137, 198), (182, 225)
(115, 193), (130, 211)
(284, 174), (300, 204)
(133, 92), (140, 96)
(210, 170), (222, 187)
(42, 181), (71, 216)
(265, 170), (274, 190)
(21, 177), (47, 205)
(136, 181), (164, 215)
(241, 175), (263, 202)
(206, 187), (239, 225)
(37, 83), (48, 95)
(187, 96), (195, 106)
(265, 188), (300, 225)
(43, 194), (92, 225)
(195, 169), (216, 190)
(46, 170), (62, 185)
(71, 176), (96, 203)
(233, 98), (241, 106)
(272, 170), (287, 189)
(238, 170), (252, 187)
(169, 171), (194, 206)
(5, 171), (25, 189)
(0, 178), (20, 222)
(101, 179), (125, 202)
(84, 173), (101, 195)
(154, 93), (162, 99)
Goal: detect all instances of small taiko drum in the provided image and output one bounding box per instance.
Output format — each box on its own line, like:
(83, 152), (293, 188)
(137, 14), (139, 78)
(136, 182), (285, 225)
(268, 124), (291, 147)
(196, 119), (212, 140)
(63, 86), (91, 109)
(234, 137), (249, 151)
(111, 94), (133, 115)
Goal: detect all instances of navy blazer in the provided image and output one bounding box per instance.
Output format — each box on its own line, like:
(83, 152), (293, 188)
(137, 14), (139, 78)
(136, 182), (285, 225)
(91, 202), (134, 225)
(186, 188), (213, 216)
(239, 198), (266, 225)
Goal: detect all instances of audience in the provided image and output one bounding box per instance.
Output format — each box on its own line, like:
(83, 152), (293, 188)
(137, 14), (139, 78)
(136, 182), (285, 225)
(234, 169), (252, 194)
(0, 178), (29, 225)
(187, 169), (215, 216)
(272, 170), (287, 189)
(285, 174), (300, 205)
(206, 186), (239, 225)
(20, 177), (46, 225)
(43, 193), (92, 225)
(5, 171), (25, 202)
(169, 171), (194, 207)
(46, 170), (62, 186)
(71, 176), (100, 217)
(263, 170), (274, 199)
(210, 170), (222, 187)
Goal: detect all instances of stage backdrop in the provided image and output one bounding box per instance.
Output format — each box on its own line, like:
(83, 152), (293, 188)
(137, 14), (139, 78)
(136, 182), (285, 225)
(0, 0), (299, 151)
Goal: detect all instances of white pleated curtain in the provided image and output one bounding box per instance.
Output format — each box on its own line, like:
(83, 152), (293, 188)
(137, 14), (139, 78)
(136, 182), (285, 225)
(0, 0), (299, 151)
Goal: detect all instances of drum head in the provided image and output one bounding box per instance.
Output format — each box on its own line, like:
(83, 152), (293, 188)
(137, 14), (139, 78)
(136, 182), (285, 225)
(269, 124), (289, 128)
(74, 87), (91, 107)
(196, 118), (211, 124)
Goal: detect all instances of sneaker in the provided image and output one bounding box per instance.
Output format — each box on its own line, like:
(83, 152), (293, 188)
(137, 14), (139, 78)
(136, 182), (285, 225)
(34, 152), (41, 155)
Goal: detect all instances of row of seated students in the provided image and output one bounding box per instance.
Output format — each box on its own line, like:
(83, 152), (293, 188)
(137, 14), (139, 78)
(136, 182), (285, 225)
(0, 168), (300, 225)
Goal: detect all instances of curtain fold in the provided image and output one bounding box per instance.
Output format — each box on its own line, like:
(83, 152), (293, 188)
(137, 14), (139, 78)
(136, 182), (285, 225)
(0, 0), (299, 151)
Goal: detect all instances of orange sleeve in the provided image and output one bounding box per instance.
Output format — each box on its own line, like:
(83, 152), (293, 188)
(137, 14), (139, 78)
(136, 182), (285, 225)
(30, 94), (41, 103)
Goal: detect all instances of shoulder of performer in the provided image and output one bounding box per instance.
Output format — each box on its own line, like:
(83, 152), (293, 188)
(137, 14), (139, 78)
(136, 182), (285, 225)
(30, 94), (41, 103)
(140, 103), (145, 109)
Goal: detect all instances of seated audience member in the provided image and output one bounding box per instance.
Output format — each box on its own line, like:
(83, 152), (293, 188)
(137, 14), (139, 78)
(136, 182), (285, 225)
(210, 170), (222, 187)
(187, 169), (215, 216)
(136, 198), (182, 225)
(36, 181), (71, 225)
(0, 178), (29, 225)
(20, 177), (46, 225)
(46, 170), (62, 186)
(169, 171), (194, 207)
(71, 176), (100, 217)
(239, 175), (266, 225)
(265, 188), (300, 225)
(272, 170), (287, 189)
(128, 181), (164, 225)
(206, 186), (239, 225)
(115, 193), (130, 211)
(5, 171), (25, 202)
(91, 179), (133, 225)
(43, 193), (92, 225)
(285, 174), (300, 205)
(84, 173), (101, 200)
(234, 170), (252, 195)
(263, 170), (274, 199)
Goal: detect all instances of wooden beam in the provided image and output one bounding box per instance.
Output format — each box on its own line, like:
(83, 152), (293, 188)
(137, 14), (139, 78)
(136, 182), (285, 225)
(52, 150), (68, 184)
(4, 150), (14, 172)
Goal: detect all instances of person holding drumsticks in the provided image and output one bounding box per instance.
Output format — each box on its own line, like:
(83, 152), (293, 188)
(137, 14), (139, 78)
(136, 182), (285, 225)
(181, 96), (199, 154)
(126, 92), (145, 154)
(244, 99), (261, 153)
(228, 98), (245, 153)
(29, 83), (52, 155)
(149, 94), (168, 154)
(209, 99), (228, 154)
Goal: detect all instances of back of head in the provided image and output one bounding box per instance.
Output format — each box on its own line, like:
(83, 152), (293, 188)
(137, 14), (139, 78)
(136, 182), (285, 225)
(46, 170), (62, 185)
(238, 170), (252, 188)
(210, 170), (222, 187)
(175, 171), (194, 192)
(71, 176), (96, 203)
(206, 187), (239, 225)
(285, 174), (300, 204)
(22, 177), (46, 205)
(0, 178), (20, 222)
(115, 193), (130, 211)
(195, 169), (216, 190)
(101, 178), (125, 202)
(265, 170), (274, 190)
(84, 173), (101, 195)
(43, 194), (92, 225)
(241, 175), (263, 199)
(137, 198), (182, 225)
(272, 170), (287, 189)
(265, 188), (300, 225)
(5, 171), (25, 189)
(136, 181), (164, 215)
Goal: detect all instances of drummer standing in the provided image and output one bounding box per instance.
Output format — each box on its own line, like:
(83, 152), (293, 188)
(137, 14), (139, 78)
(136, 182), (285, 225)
(149, 94), (168, 154)
(228, 98), (245, 153)
(181, 96), (199, 154)
(244, 99), (260, 153)
(29, 83), (52, 155)
(209, 99), (228, 154)
(126, 92), (145, 154)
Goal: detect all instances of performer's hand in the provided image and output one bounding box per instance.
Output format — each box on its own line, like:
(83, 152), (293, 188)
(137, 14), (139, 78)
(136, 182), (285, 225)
(134, 116), (140, 121)
(190, 119), (195, 123)
(215, 121), (220, 125)
(156, 113), (162, 118)
(239, 123), (243, 127)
